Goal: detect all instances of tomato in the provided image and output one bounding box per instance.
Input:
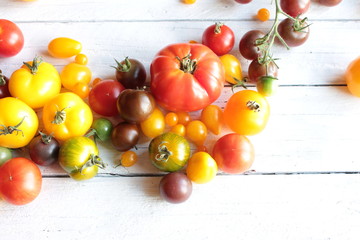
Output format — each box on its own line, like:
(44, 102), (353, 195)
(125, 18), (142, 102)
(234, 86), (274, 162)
(212, 133), (255, 174)
(219, 54), (243, 85)
(117, 89), (156, 123)
(0, 157), (42, 205)
(114, 57), (147, 89)
(0, 97), (39, 148)
(150, 43), (225, 112)
(149, 132), (190, 172)
(88, 118), (113, 142)
(280, 0), (310, 18)
(186, 120), (207, 146)
(186, 152), (217, 184)
(117, 151), (138, 167)
(29, 132), (60, 166)
(248, 59), (278, 83)
(318, 0), (342, 6)
(0, 70), (11, 99)
(60, 62), (92, 98)
(200, 105), (223, 135)
(257, 76), (278, 97)
(164, 112), (178, 127)
(257, 8), (270, 22)
(235, 0), (252, 3)
(59, 136), (105, 181)
(0, 147), (12, 166)
(278, 18), (309, 47)
(159, 172), (192, 204)
(42, 92), (93, 141)
(224, 90), (270, 135)
(111, 122), (139, 152)
(9, 56), (62, 109)
(170, 124), (186, 137)
(140, 107), (165, 139)
(346, 57), (360, 97)
(60, 138), (103, 180)
(202, 23), (235, 56)
(176, 111), (191, 126)
(0, 19), (24, 58)
(48, 37), (82, 58)
(88, 79), (125, 117)
(75, 54), (88, 65)
(239, 30), (265, 60)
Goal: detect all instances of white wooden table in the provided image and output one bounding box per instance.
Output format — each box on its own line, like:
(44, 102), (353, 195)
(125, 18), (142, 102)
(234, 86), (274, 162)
(1, 0), (360, 239)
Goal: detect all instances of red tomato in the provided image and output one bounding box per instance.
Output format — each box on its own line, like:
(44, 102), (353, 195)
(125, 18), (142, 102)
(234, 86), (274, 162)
(202, 23), (235, 56)
(212, 133), (255, 174)
(88, 79), (125, 117)
(0, 157), (42, 205)
(0, 19), (24, 58)
(150, 43), (225, 112)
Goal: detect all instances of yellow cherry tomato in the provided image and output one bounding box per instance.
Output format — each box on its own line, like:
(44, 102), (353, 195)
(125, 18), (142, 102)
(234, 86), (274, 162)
(170, 124), (186, 137)
(165, 112), (178, 127)
(186, 120), (207, 146)
(48, 37), (82, 58)
(219, 54), (243, 85)
(75, 54), (88, 65)
(186, 152), (217, 184)
(183, 0), (196, 4)
(257, 8), (270, 22)
(9, 56), (61, 109)
(42, 92), (93, 141)
(224, 90), (270, 136)
(200, 105), (223, 135)
(118, 151), (138, 167)
(0, 97), (39, 148)
(176, 111), (191, 126)
(346, 57), (360, 97)
(140, 107), (165, 139)
(60, 62), (92, 98)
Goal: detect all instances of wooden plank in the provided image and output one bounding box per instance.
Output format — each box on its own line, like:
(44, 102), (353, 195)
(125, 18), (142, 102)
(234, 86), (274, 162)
(0, 0), (357, 22)
(1, 174), (360, 239)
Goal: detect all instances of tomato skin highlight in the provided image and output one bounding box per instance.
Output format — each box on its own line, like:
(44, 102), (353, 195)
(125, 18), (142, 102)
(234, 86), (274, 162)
(0, 19), (24, 58)
(0, 157), (42, 205)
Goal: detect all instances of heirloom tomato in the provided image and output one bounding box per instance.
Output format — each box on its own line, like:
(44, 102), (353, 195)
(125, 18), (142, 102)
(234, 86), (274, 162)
(114, 57), (147, 89)
(48, 37), (82, 58)
(140, 107), (165, 139)
(111, 122), (139, 152)
(224, 90), (270, 135)
(212, 133), (255, 174)
(88, 118), (113, 142)
(219, 54), (242, 85)
(186, 152), (217, 184)
(0, 157), (42, 205)
(345, 57), (360, 97)
(0, 19), (24, 58)
(0, 97), (38, 148)
(59, 136), (105, 181)
(280, 0), (310, 18)
(159, 172), (192, 204)
(29, 132), (60, 166)
(60, 61), (92, 98)
(149, 132), (190, 172)
(202, 23), (235, 56)
(9, 56), (61, 109)
(42, 92), (93, 141)
(186, 120), (207, 146)
(150, 43), (225, 112)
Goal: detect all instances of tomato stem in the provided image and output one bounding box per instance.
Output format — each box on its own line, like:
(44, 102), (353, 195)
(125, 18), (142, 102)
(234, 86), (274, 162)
(113, 57), (132, 72)
(52, 107), (70, 125)
(39, 131), (53, 144)
(246, 101), (261, 112)
(176, 54), (197, 74)
(0, 116), (26, 137)
(155, 142), (172, 162)
(23, 56), (43, 75)
(214, 22), (224, 34)
(80, 154), (106, 173)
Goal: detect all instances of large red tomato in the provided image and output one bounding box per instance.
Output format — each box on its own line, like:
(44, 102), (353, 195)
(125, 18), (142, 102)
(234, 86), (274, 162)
(0, 19), (24, 58)
(0, 157), (42, 205)
(212, 133), (255, 174)
(150, 43), (225, 112)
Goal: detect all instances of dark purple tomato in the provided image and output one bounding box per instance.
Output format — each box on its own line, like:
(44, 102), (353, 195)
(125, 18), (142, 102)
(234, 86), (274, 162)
(280, 0), (310, 18)
(159, 172), (192, 204)
(29, 132), (60, 166)
(318, 0), (342, 6)
(239, 30), (265, 60)
(248, 59), (278, 83)
(111, 122), (139, 152)
(234, 0), (253, 3)
(278, 18), (309, 47)
(114, 57), (147, 89)
(0, 71), (11, 99)
(117, 89), (156, 123)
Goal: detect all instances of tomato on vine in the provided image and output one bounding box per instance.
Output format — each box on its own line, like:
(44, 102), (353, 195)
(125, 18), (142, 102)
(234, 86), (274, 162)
(239, 30), (265, 60)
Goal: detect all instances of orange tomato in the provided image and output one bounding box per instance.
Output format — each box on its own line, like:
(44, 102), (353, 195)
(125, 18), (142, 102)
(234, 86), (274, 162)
(346, 57), (360, 97)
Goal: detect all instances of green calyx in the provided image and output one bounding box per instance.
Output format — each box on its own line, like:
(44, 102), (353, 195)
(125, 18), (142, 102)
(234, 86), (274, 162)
(113, 57), (132, 72)
(23, 56), (43, 75)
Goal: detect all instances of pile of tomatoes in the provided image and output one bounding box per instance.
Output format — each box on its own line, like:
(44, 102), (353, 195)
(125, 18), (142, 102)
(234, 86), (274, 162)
(0, 0), (348, 205)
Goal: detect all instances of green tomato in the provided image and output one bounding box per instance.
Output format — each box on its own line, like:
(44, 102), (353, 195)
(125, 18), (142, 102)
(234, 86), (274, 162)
(59, 136), (106, 181)
(256, 76), (278, 97)
(0, 147), (12, 166)
(149, 132), (190, 172)
(91, 118), (113, 142)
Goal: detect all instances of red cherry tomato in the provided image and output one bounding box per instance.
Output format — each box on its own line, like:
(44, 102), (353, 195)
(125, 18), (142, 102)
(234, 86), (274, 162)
(0, 19), (24, 58)
(202, 22), (235, 56)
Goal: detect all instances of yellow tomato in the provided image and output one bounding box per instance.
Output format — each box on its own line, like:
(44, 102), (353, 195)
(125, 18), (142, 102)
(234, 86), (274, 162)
(219, 54), (243, 84)
(170, 124), (186, 136)
(346, 57), (360, 97)
(186, 152), (217, 184)
(185, 120), (207, 146)
(200, 105), (223, 135)
(140, 107), (165, 138)
(9, 56), (61, 109)
(42, 92), (93, 141)
(60, 62), (92, 98)
(0, 97), (39, 148)
(48, 37), (82, 58)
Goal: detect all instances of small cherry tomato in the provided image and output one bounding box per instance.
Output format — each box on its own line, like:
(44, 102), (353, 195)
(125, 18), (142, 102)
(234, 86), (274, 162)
(200, 105), (223, 135)
(159, 172), (192, 204)
(183, 0), (196, 4)
(186, 152), (217, 184)
(170, 124), (186, 137)
(346, 57), (360, 97)
(0, 147), (12, 166)
(186, 120), (207, 146)
(29, 132), (60, 166)
(202, 22), (235, 56)
(118, 151), (138, 167)
(48, 37), (82, 58)
(257, 8), (270, 22)
(256, 76), (278, 97)
(219, 54), (243, 85)
(140, 107), (165, 139)
(75, 54), (88, 65)
(176, 111), (191, 126)
(60, 62), (92, 98)
(165, 112), (178, 127)
(89, 118), (113, 142)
